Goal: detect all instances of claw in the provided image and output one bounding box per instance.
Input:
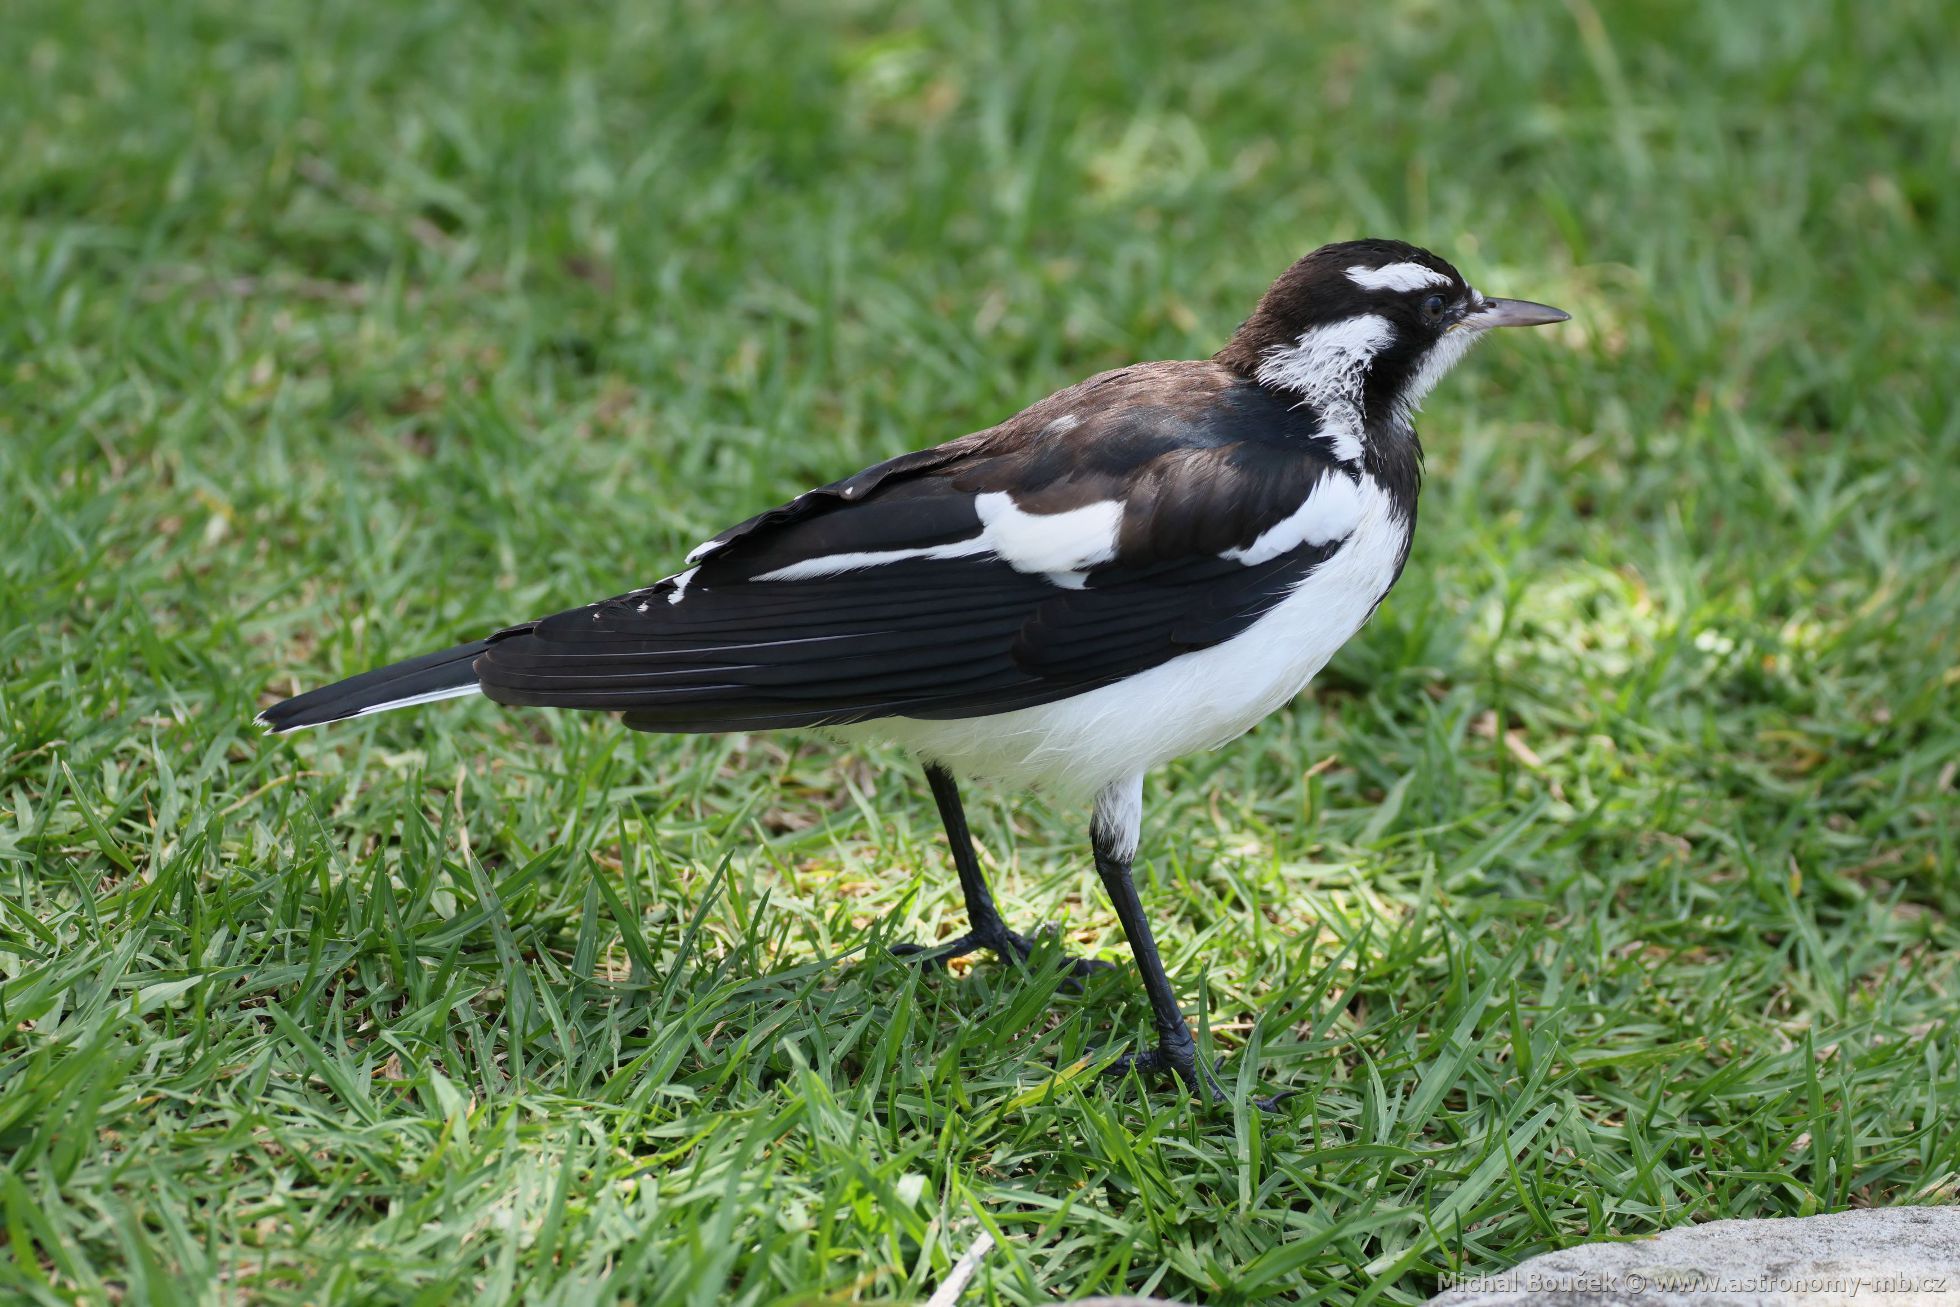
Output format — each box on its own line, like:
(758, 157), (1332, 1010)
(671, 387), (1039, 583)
(1101, 1044), (1293, 1113)
(890, 925), (1110, 985)
(889, 940), (956, 970)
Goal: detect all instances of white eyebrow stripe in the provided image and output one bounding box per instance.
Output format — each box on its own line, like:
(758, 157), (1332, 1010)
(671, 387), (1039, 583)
(1345, 262), (1453, 292)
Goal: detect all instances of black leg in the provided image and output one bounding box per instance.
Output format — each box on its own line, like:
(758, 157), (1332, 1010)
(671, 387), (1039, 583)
(1087, 775), (1231, 1102)
(926, 763), (1007, 939)
(891, 764), (1111, 980)
(1087, 776), (1292, 1110)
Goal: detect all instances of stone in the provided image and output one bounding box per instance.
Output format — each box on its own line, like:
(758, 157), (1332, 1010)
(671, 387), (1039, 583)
(1428, 1207), (1960, 1306)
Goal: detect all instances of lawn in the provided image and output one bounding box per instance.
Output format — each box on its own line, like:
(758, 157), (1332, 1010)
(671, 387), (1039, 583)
(3, 0), (1957, 1302)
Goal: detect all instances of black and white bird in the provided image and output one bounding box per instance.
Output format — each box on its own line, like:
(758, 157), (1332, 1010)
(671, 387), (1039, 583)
(261, 238), (1567, 1100)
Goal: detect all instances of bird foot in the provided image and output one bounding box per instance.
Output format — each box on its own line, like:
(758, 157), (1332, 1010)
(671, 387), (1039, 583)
(891, 922), (1113, 983)
(1103, 1041), (1294, 1113)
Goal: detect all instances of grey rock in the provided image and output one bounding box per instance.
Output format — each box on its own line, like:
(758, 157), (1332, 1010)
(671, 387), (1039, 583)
(1428, 1207), (1960, 1306)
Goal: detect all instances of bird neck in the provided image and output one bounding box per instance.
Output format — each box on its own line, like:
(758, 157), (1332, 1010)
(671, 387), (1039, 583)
(1221, 315), (1409, 467)
(1362, 414), (1424, 508)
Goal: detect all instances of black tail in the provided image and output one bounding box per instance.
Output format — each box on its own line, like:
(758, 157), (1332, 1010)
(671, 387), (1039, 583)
(258, 638), (494, 733)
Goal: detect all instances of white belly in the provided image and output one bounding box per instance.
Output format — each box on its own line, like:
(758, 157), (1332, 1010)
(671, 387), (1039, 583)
(839, 477), (1411, 800)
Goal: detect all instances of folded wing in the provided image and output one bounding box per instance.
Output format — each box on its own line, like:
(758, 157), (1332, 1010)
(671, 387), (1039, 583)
(474, 363), (1366, 732)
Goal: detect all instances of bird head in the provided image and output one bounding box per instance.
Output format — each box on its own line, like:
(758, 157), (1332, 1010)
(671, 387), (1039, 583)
(1216, 239), (1568, 443)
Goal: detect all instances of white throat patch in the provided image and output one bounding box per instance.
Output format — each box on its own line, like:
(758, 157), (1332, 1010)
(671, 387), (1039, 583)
(1396, 324), (1486, 422)
(1255, 313), (1396, 462)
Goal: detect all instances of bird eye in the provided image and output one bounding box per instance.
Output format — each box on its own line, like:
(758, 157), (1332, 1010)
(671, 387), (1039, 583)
(1421, 294), (1447, 320)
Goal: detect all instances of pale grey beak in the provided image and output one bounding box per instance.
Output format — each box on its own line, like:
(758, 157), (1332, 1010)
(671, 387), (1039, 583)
(1464, 297), (1570, 329)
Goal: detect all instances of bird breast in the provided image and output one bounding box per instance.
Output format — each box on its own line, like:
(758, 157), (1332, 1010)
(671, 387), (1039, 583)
(845, 474), (1413, 800)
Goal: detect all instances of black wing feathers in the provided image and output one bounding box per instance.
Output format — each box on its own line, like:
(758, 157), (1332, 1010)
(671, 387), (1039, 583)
(260, 637), (496, 731)
(472, 362), (1353, 732)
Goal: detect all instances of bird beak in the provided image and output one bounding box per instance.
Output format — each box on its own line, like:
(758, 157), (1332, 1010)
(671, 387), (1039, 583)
(1463, 297), (1571, 329)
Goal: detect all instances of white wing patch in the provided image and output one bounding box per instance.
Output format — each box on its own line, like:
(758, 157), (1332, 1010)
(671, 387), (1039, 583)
(751, 492), (1123, 585)
(1346, 262), (1452, 293)
(974, 492), (1122, 574)
(1220, 473), (1364, 565)
(753, 536), (991, 582)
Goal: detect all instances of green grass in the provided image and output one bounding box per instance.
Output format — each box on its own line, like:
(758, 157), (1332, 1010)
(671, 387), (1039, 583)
(4, 0), (1958, 1301)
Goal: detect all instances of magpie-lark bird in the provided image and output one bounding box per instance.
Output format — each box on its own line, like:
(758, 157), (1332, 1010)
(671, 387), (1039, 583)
(261, 239), (1567, 1101)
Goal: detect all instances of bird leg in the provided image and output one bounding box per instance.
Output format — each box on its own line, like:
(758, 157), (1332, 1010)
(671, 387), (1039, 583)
(1085, 775), (1233, 1102)
(891, 764), (1112, 980)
